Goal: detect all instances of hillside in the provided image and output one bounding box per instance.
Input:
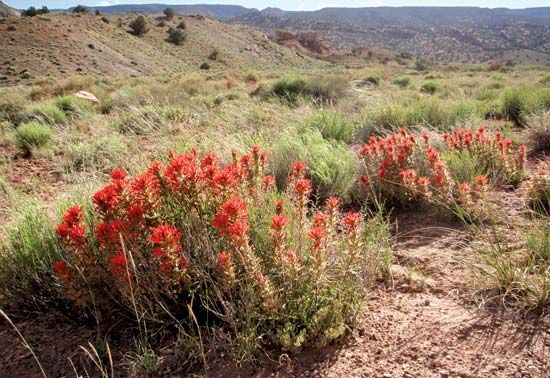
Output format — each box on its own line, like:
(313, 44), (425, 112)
(230, 7), (550, 64)
(0, 1), (19, 17)
(0, 12), (322, 83)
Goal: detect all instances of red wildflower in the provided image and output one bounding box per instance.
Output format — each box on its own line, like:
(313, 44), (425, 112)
(110, 167), (128, 181)
(262, 175), (275, 190)
(294, 178), (312, 197)
(270, 214), (289, 232)
(110, 252), (129, 277)
(342, 212), (361, 234)
(212, 197), (249, 241)
(53, 260), (69, 281)
(290, 161), (307, 179)
(149, 223), (183, 257)
(308, 226), (326, 249)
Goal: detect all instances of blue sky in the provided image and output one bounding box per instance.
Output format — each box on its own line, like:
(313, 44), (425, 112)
(4, 0), (549, 11)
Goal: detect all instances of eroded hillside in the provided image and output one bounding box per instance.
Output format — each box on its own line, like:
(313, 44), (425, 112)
(0, 12), (323, 83)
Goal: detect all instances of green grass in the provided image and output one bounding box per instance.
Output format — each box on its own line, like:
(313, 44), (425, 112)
(420, 81), (440, 95)
(15, 122), (52, 154)
(306, 110), (354, 143)
(26, 102), (66, 125)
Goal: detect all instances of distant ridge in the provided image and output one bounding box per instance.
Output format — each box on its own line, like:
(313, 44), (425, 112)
(0, 1), (20, 17)
(78, 3), (254, 19)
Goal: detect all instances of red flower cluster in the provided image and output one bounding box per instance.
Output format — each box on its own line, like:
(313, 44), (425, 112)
(149, 223), (187, 277)
(56, 205), (87, 250)
(358, 129), (452, 202)
(212, 196), (249, 245)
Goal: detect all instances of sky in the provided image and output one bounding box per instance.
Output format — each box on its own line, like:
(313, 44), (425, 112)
(4, 0), (550, 11)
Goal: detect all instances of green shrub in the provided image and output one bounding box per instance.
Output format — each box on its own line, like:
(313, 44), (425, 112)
(408, 98), (456, 130)
(163, 7), (175, 20)
(307, 111), (354, 143)
(167, 27), (187, 45)
(0, 93), (28, 125)
(129, 15), (149, 36)
(420, 81), (440, 95)
(414, 59), (430, 71)
(271, 76), (308, 105)
(502, 88), (550, 126)
(393, 76), (410, 89)
(15, 122), (52, 154)
(527, 163), (549, 216)
(271, 129), (357, 200)
(476, 91), (498, 102)
(72, 4), (89, 13)
(356, 104), (409, 138)
(200, 62), (210, 70)
(363, 75), (382, 86)
(26, 102), (66, 125)
(53, 95), (92, 118)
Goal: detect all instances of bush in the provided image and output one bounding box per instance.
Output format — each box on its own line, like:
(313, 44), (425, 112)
(199, 62), (210, 70)
(15, 122), (52, 155)
(176, 21), (186, 29)
(167, 27), (187, 45)
(129, 15), (149, 36)
(35, 147), (387, 362)
(0, 93), (27, 125)
(72, 4), (89, 14)
(53, 95), (92, 118)
(163, 7), (175, 20)
(307, 111), (354, 143)
(21, 6), (49, 17)
(420, 81), (440, 95)
(62, 135), (127, 174)
(363, 75), (382, 86)
(415, 59), (430, 71)
(271, 129), (357, 200)
(393, 76), (410, 89)
(26, 102), (66, 125)
(408, 98), (457, 130)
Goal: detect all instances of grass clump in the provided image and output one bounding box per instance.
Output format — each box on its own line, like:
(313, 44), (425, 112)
(15, 122), (52, 155)
(269, 76), (349, 106)
(393, 76), (410, 89)
(0, 203), (66, 310)
(527, 162), (550, 216)
(26, 102), (66, 125)
(478, 222), (550, 311)
(62, 135), (128, 174)
(307, 110), (354, 143)
(271, 129), (357, 200)
(502, 88), (550, 126)
(116, 105), (186, 135)
(362, 75), (382, 86)
(526, 111), (550, 155)
(53, 95), (92, 118)
(420, 81), (440, 95)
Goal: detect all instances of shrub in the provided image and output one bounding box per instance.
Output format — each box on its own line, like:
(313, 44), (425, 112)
(129, 15), (149, 36)
(167, 27), (187, 45)
(408, 98), (457, 130)
(26, 102), (66, 125)
(21, 6), (49, 17)
(271, 129), (357, 200)
(72, 5), (89, 14)
(163, 7), (175, 20)
(357, 104), (409, 138)
(363, 75), (382, 86)
(393, 76), (410, 89)
(244, 71), (258, 83)
(526, 111), (550, 155)
(271, 76), (307, 105)
(420, 81), (440, 95)
(527, 162), (550, 216)
(43, 147), (385, 362)
(307, 110), (354, 143)
(53, 95), (92, 118)
(199, 62), (210, 70)
(15, 122), (52, 155)
(502, 88), (550, 127)
(176, 21), (186, 29)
